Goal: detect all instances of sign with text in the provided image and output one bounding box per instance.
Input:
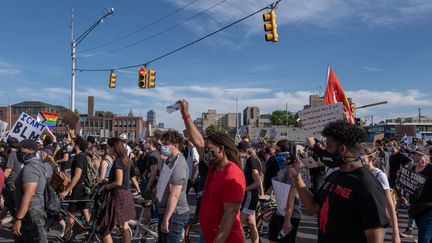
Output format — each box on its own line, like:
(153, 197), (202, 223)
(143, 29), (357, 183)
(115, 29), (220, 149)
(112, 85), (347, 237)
(298, 103), (344, 138)
(396, 167), (427, 195)
(8, 113), (46, 142)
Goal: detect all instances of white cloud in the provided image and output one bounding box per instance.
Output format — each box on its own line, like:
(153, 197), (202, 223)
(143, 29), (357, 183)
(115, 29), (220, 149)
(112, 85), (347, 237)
(0, 61), (23, 76)
(163, 0), (432, 39)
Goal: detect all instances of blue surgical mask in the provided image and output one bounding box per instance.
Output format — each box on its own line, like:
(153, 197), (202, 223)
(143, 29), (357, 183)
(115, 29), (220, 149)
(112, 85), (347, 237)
(161, 145), (172, 157)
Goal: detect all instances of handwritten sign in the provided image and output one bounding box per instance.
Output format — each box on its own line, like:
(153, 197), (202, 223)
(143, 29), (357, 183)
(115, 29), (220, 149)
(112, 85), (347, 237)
(62, 110), (80, 130)
(8, 113), (46, 142)
(396, 167), (427, 196)
(298, 103), (344, 138)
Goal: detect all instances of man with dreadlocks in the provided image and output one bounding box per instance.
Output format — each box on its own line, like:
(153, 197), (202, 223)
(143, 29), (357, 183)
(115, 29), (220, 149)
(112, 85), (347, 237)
(177, 99), (246, 243)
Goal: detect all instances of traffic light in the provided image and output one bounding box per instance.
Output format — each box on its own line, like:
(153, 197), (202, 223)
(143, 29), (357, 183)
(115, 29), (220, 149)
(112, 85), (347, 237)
(263, 10), (278, 42)
(148, 69), (156, 88)
(138, 67), (146, 89)
(109, 71), (117, 89)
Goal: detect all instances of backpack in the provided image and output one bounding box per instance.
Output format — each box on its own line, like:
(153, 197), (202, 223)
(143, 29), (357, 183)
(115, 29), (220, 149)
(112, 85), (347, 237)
(84, 155), (101, 189)
(51, 171), (69, 193)
(30, 163), (62, 215)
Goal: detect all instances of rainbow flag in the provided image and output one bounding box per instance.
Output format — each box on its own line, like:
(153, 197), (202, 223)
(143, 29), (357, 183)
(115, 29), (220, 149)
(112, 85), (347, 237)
(38, 112), (59, 129)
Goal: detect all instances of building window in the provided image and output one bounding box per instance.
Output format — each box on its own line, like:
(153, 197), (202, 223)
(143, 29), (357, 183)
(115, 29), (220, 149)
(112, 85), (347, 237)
(0, 111), (3, 117)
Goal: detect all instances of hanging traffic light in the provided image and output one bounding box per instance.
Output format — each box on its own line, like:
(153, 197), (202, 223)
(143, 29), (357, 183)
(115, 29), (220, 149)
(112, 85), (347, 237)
(109, 71), (117, 89)
(263, 10), (278, 42)
(138, 67), (146, 89)
(148, 69), (156, 89)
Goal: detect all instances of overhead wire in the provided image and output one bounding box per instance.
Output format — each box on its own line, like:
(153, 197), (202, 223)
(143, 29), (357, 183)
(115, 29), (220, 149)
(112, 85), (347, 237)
(76, 0), (280, 72)
(83, 0), (228, 58)
(80, 0), (200, 53)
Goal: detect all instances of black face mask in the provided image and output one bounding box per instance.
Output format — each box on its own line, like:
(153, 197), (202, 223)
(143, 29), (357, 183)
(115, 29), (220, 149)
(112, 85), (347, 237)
(203, 150), (217, 166)
(320, 150), (345, 168)
(17, 151), (36, 163)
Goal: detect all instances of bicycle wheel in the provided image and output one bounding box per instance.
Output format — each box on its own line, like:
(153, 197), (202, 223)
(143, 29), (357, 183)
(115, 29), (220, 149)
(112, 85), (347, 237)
(69, 230), (102, 243)
(184, 216), (200, 243)
(256, 208), (276, 242)
(111, 226), (133, 243)
(138, 222), (158, 243)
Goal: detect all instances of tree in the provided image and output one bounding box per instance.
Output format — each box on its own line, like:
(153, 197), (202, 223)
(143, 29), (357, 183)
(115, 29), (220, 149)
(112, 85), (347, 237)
(205, 125), (229, 136)
(270, 110), (298, 126)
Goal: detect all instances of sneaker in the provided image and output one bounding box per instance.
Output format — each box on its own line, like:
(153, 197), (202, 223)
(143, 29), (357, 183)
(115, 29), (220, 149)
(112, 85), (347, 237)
(400, 228), (413, 238)
(1, 215), (13, 225)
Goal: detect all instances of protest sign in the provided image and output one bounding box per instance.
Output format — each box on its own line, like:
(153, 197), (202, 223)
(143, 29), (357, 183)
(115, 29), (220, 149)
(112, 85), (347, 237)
(0, 120), (8, 137)
(238, 125), (250, 138)
(396, 167), (427, 195)
(300, 148), (323, 169)
(8, 112), (46, 142)
(269, 127), (277, 139)
(140, 128), (147, 140)
(373, 133), (385, 143)
(272, 179), (290, 216)
(395, 125), (416, 137)
(259, 129), (267, 138)
(62, 110), (80, 129)
(298, 103), (344, 138)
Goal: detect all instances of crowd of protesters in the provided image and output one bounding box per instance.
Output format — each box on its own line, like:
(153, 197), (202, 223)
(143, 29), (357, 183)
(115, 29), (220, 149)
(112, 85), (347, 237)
(0, 99), (432, 243)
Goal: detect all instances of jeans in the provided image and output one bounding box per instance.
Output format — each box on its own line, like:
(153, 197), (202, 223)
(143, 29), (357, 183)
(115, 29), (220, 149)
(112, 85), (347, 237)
(158, 212), (190, 243)
(416, 210), (432, 243)
(14, 205), (47, 243)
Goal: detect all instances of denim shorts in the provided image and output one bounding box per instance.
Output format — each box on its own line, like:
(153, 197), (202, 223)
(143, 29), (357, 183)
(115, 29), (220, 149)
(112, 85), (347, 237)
(14, 205), (48, 243)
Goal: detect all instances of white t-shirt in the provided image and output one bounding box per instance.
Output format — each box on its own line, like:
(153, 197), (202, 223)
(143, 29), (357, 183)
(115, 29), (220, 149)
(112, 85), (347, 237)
(371, 168), (390, 190)
(186, 146), (199, 179)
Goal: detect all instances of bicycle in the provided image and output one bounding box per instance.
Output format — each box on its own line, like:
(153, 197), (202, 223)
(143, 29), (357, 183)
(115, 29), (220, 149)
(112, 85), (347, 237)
(242, 195), (277, 243)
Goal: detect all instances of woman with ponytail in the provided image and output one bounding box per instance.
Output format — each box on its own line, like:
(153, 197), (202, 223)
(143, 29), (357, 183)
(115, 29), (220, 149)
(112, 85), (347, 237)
(177, 99), (246, 243)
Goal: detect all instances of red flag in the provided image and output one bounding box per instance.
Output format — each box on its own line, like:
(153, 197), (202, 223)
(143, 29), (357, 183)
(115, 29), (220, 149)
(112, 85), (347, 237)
(324, 67), (355, 124)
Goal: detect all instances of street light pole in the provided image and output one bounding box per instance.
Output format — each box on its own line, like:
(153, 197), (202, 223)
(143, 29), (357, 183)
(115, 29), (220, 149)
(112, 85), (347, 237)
(4, 93), (11, 129)
(70, 8), (114, 112)
(235, 96), (239, 136)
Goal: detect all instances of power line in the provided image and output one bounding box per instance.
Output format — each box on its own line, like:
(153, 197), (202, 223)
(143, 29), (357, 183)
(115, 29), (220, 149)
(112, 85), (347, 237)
(80, 0), (200, 53)
(76, 1), (279, 72)
(83, 0), (228, 58)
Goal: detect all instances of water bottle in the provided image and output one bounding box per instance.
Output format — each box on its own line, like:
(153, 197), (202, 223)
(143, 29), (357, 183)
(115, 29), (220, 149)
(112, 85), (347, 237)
(278, 229), (286, 239)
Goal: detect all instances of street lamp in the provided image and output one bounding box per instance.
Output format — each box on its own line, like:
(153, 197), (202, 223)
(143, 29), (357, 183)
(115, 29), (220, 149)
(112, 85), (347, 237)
(4, 93), (11, 130)
(70, 7), (114, 112)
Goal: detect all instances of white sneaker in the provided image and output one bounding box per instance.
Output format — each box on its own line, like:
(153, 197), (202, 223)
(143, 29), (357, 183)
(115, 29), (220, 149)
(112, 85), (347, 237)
(1, 215), (14, 225)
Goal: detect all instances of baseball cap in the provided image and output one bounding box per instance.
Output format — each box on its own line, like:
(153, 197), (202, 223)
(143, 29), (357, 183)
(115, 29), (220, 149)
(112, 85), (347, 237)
(412, 147), (430, 157)
(120, 133), (128, 140)
(18, 139), (39, 152)
(237, 141), (252, 150)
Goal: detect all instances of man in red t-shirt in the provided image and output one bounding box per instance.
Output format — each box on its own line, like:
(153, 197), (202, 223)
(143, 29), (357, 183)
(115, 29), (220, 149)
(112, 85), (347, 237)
(178, 99), (246, 243)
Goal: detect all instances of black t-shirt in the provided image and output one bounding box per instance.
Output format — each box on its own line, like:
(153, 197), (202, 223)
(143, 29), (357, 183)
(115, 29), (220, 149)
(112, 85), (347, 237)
(314, 167), (388, 243)
(145, 150), (161, 176)
(57, 144), (73, 171)
(389, 152), (411, 188)
(264, 153), (289, 192)
(108, 158), (131, 189)
(71, 152), (87, 184)
(244, 157), (261, 194)
(412, 164), (432, 203)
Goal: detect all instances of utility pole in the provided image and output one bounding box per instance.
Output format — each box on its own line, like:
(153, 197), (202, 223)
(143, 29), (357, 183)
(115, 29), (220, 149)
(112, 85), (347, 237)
(70, 8), (114, 112)
(286, 103), (288, 139)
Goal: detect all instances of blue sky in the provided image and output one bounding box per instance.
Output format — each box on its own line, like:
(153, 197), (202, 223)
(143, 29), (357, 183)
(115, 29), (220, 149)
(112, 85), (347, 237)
(1, 0), (431, 130)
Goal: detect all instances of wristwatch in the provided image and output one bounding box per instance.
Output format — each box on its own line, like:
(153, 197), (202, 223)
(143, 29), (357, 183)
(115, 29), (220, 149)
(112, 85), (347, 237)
(15, 218), (23, 221)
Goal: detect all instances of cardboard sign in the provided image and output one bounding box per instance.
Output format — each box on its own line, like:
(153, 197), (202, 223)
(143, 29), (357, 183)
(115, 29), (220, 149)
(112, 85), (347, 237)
(373, 133), (385, 143)
(298, 103), (344, 138)
(395, 125), (416, 137)
(8, 112), (46, 142)
(62, 110), (80, 129)
(396, 167), (427, 195)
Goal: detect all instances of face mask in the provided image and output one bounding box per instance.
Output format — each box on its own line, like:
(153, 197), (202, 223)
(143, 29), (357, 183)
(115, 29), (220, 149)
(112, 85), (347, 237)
(17, 151), (36, 163)
(161, 145), (172, 157)
(240, 152), (248, 160)
(203, 150), (217, 166)
(320, 150), (345, 168)
(66, 145), (73, 153)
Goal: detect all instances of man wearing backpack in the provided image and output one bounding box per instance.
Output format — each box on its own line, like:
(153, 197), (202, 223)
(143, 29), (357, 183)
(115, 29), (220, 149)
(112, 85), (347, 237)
(59, 137), (91, 225)
(12, 139), (48, 243)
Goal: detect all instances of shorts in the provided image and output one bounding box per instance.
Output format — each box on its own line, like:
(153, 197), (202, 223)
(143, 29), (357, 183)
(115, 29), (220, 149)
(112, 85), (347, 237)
(241, 191), (258, 215)
(14, 205), (48, 243)
(68, 183), (90, 212)
(268, 214), (300, 242)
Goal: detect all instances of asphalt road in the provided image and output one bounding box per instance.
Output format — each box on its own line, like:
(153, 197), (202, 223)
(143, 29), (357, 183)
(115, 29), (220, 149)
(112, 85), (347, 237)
(0, 193), (419, 243)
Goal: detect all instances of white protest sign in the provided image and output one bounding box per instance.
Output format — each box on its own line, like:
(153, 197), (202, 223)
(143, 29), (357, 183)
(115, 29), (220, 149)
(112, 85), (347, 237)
(0, 120), (8, 137)
(298, 103), (344, 138)
(272, 178), (291, 216)
(8, 112), (47, 142)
